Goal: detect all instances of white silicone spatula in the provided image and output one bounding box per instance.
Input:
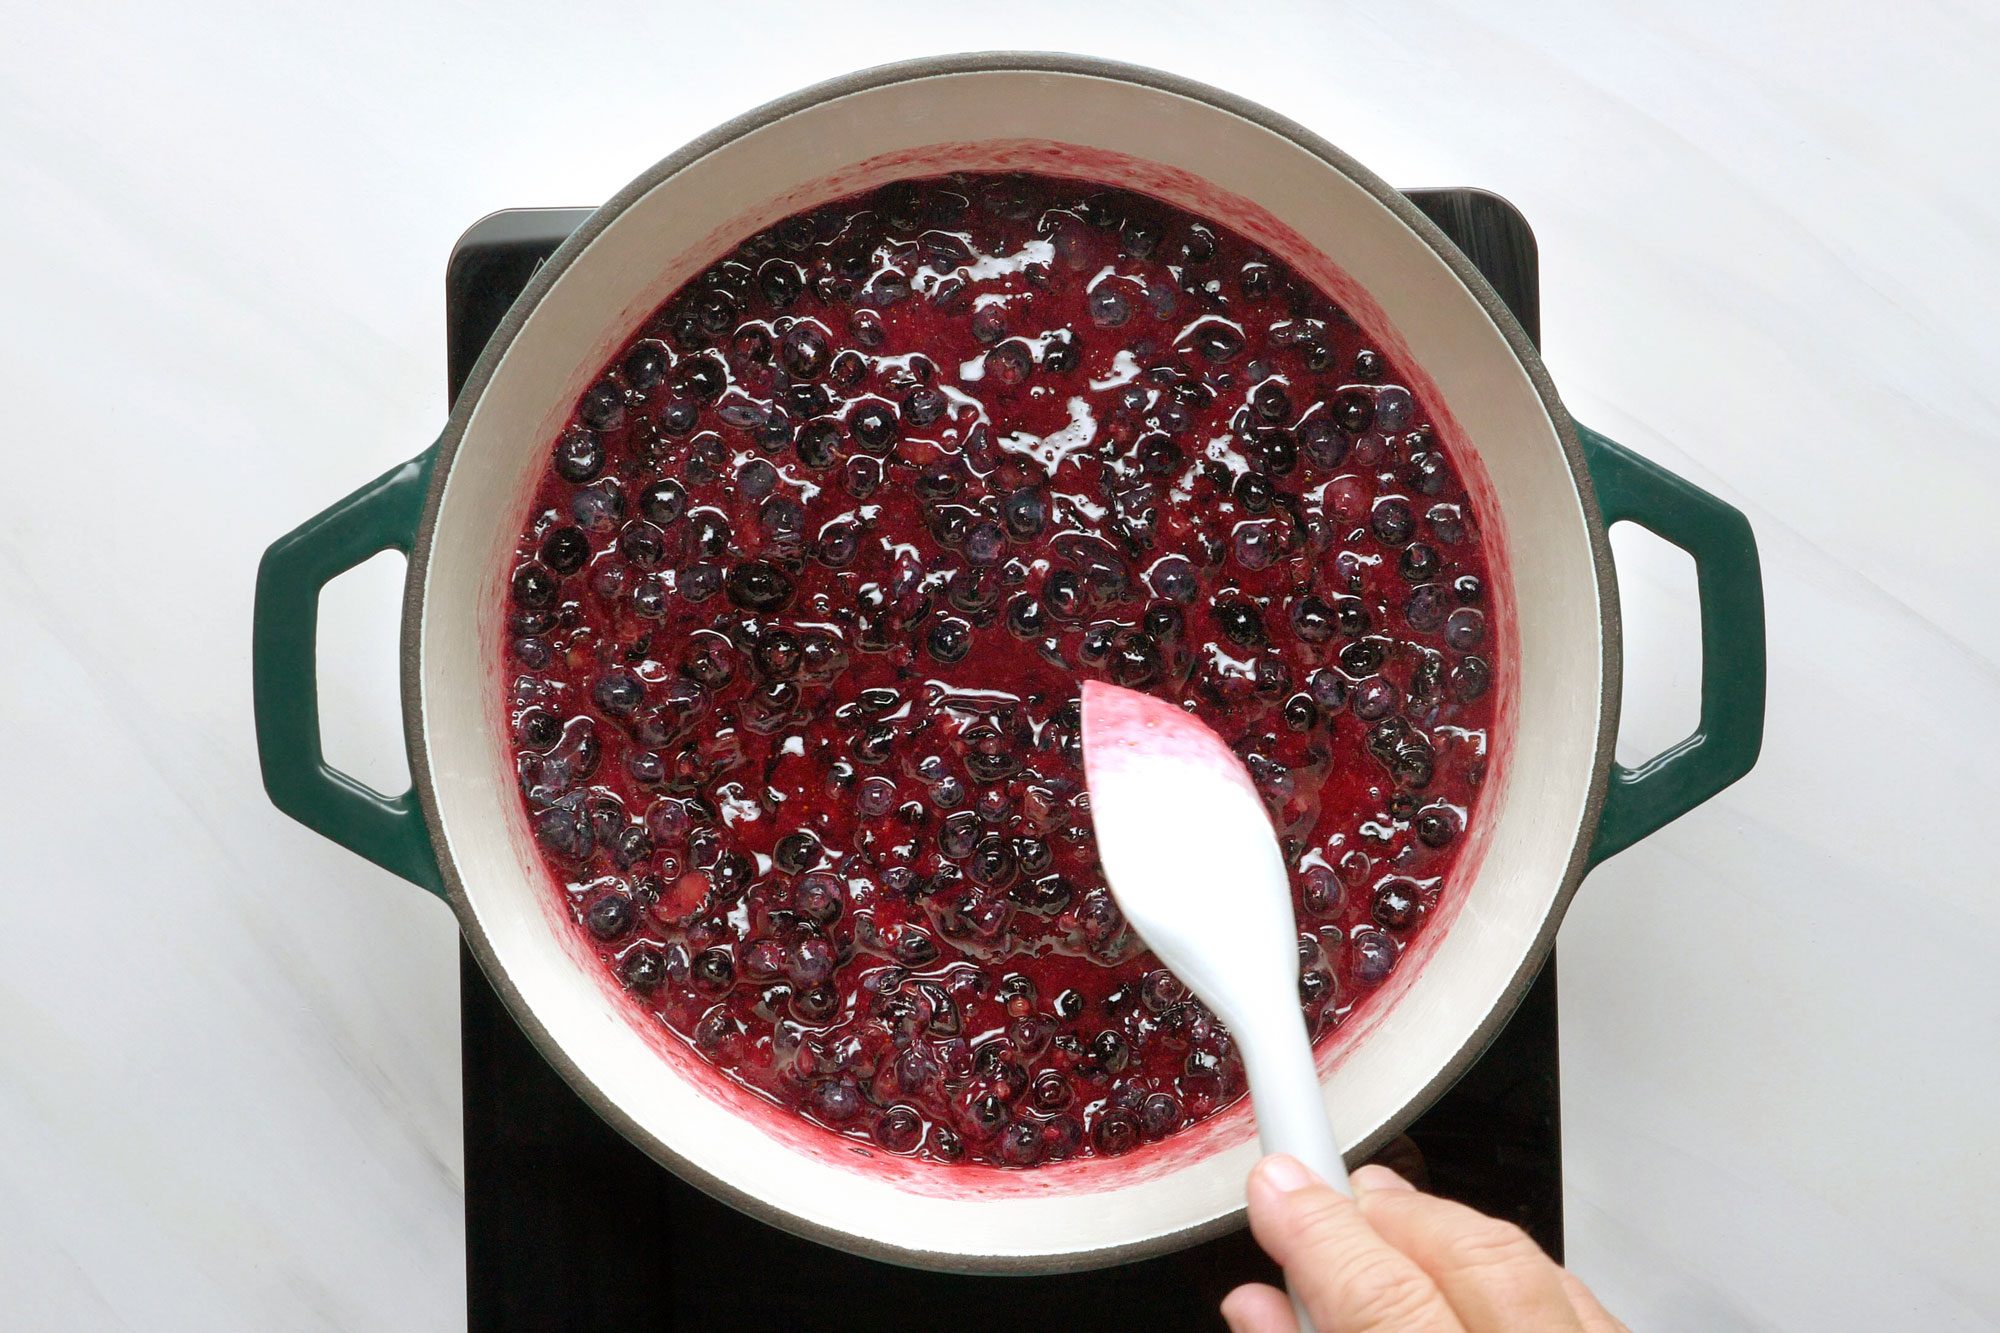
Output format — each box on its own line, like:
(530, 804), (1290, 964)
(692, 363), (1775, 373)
(1081, 682), (1348, 1325)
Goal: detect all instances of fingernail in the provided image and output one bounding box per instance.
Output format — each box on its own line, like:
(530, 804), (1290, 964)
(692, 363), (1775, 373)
(1352, 1164), (1415, 1193)
(1255, 1154), (1319, 1194)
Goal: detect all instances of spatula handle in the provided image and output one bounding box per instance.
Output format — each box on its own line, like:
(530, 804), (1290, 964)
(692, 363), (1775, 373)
(1241, 1009), (1349, 1332)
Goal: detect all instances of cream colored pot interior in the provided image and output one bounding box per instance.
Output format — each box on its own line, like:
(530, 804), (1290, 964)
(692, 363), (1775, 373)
(414, 65), (1605, 1269)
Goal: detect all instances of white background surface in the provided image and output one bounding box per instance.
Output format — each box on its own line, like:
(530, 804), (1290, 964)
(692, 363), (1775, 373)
(3, 2), (1996, 1329)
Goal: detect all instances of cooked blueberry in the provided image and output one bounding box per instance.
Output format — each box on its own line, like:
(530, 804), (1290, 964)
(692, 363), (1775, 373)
(1252, 382), (1292, 423)
(1253, 429), (1297, 477)
(692, 947), (735, 992)
(1331, 388), (1373, 433)
(1454, 573), (1484, 605)
(964, 521), (1006, 566)
(1139, 1092), (1182, 1137)
(1399, 542), (1441, 582)
(1298, 416), (1347, 469)
(850, 401), (898, 453)
(516, 708), (561, 751)
(1002, 488), (1047, 539)
(725, 560), (793, 612)
(593, 670), (644, 716)
(1335, 597), (1371, 637)
(585, 892), (635, 940)
(779, 323), (829, 377)
(1004, 595), (1047, 638)
(1350, 928), (1399, 985)
(678, 561), (723, 602)
(629, 478), (682, 528)
(1109, 631), (1162, 687)
(532, 802), (592, 859)
(1150, 557), (1198, 604)
(1214, 598), (1265, 647)
(1087, 284), (1131, 327)
(1416, 804), (1461, 848)
(1405, 584), (1449, 631)
(1189, 319), (1245, 362)
(553, 429), (604, 483)
(902, 384), (949, 427)
(927, 616), (972, 663)
(618, 944), (666, 993)
(1340, 638), (1386, 676)
(1444, 607), (1486, 650)
(1353, 349), (1385, 382)
(622, 341), (671, 391)
(796, 419), (842, 469)
(1283, 694), (1318, 731)
(1040, 329), (1080, 373)
(986, 339), (1034, 385)
(511, 563), (558, 608)
(540, 527), (589, 576)
(1372, 498), (1415, 545)
(1292, 594), (1336, 643)
(1234, 472), (1274, 515)
(1449, 655), (1491, 702)
(737, 458), (778, 499)
(677, 351), (727, 401)
(577, 380), (624, 430)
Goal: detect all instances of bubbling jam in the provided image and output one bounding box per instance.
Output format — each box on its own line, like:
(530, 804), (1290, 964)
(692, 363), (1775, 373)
(500, 174), (1501, 1168)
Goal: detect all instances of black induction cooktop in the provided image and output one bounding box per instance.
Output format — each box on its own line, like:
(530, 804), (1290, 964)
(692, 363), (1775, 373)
(447, 188), (1559, 1333)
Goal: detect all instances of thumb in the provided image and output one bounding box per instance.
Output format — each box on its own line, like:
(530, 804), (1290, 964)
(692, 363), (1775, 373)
(1243, 1156), (1463, 1332)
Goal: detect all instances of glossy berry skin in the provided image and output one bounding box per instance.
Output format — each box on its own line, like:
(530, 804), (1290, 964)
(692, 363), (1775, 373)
(503, 172), (1501, 1168)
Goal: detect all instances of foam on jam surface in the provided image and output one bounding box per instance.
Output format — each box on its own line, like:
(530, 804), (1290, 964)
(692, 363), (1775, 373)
(501, 174), (1502, 1169)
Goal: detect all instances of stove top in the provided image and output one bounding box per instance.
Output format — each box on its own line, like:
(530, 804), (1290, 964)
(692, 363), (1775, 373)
(447, 188), (1559, 1332)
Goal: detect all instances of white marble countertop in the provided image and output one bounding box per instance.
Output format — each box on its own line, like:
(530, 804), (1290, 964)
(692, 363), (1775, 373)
(3, 2), (1995, 1329)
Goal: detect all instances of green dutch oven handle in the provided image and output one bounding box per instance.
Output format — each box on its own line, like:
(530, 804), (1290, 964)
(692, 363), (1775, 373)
(1576, 424), (1766, 866)
(254, 445), (446, 896)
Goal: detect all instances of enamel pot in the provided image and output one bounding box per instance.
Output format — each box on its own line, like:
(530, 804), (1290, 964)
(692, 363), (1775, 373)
(253, 54), (1765, 1272)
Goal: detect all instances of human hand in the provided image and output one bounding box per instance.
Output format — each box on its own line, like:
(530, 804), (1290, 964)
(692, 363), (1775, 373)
(1221, 1156), (1625, 1332)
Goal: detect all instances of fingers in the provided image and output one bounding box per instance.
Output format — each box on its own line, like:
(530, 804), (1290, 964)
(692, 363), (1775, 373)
(1556, 1268), (1632, 1333)
(1244, 1155), (1465, 1333)
(1354, 1174), (1583, 1332)
(1220, 1282), (1300, 1333)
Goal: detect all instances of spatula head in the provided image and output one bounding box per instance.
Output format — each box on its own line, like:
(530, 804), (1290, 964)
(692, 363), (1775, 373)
(1080, 681), (1300, 1023)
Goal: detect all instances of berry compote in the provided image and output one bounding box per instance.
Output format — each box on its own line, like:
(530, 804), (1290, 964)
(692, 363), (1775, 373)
(501, 174), (1501, 1169)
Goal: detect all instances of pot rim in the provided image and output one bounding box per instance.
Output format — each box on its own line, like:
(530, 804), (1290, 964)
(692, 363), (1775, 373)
(400, 51), (1620, 1273)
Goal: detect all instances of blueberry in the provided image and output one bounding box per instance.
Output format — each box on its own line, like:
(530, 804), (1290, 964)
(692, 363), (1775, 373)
(812, 1080), (861, 1123)
(658, 396), (698, 436)
(1331, 388), (1374, 433)
(1408, 450), (1451, 497)
(1449, 655), (1491, 702)
(986, 339), (1034, 385)
(618, 944), (666, 993)
(585, 892), (635, 940)
(1283, 694), (1317, 731)
(894, 931), (939, 966)
(1189, 319), (1244, 363)
(1231, 523), (1278, 570)
(512, 636), (550, 668)
(692, 947), (734, 991)
(964, 521), (1006, 566)
(1254, 429), (1298, 477)
(1088, 284), (1131, 327)
(758, 259), (804, 308)
(774, 830), (821, 875)
(1372, 498), (1415, 545)
(578, 379), (624, 430)
(1454, 573), (1484, 605)
(1002, 488), (1047, 540)
(927, 616), (972, 664)
(1298, 416), (1348, 469)
(1340, 638), (1386, 677)
(968, 835), (1019, 889)
(1041, 330), (1080, 373)
(1399, 542), (1442, 582)
(1416, 804), (1461, 848)
(1405, 584), (1449, 631)
(1309, 668), (1348, 709)
(618, 520), (665, 570)
(779, 324), (829, 378)
(553, 429), (604, 483)
(1215, 598), (1266, 647)
(1150, 557), (1198, 604)
(796, 419), (842, 469)
(1139, 1091), (1182, 1137)
(511, 563), (558, 609)
(532, 802), (592, 859)
(857, 776), (899, 818)
(570, 480), (624, 533)
(621, 341), (671, 392)
(725, 560), (793, 612)
(1043, 570), (1085, 621)
(516, 708), (561, 751)
(638, 478), (687, 527)
(760, 495), (806, 545)
(594, 670), (644, 716)
(1234, 472), (1274, 514)
(1444, 607), (1486, 650)
(876, 1106), (924, 1153)
(738, 459), (778, 499)
(1252, 382), (1292, 423)
(540, 526), (589, 576)
(1373, 880), (1420, 930)
(1353, 349), (1385, 382)
(1350, 928), (1398, 985)
(815, 523), (860, 569)
(851, 401), (898, 454)
(1109, 631), (1162, 687)
(1005, 595), (1046, 638)
(1335, 597), (1371, 637)
(678, 561), (723, 602)
(1292, 594), (1336, 643)
(1138, 434), (1184, 476)
(677, 351), (727, 402)
(900, 384), (949, 429)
